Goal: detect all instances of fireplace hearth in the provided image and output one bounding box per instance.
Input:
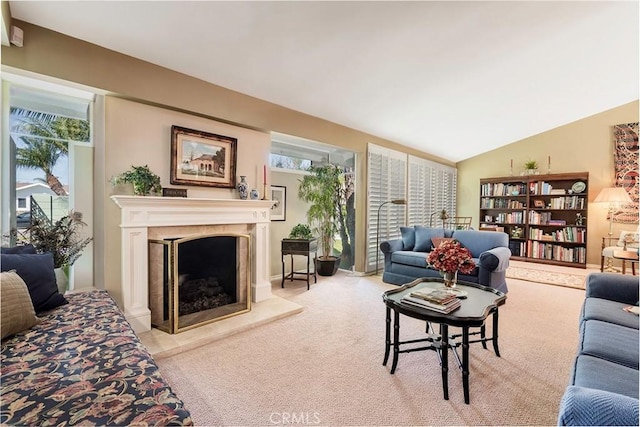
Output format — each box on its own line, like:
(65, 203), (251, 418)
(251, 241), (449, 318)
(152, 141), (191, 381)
(149, 233), (251, 334)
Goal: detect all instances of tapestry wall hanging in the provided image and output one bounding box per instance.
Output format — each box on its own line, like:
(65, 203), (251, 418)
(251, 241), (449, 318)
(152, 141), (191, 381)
(612, 122), (639, 224)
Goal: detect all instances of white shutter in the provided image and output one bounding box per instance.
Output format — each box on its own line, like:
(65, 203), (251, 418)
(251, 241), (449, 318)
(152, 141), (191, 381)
(367, 144), (407, 273)
(408, 155), (457, 228)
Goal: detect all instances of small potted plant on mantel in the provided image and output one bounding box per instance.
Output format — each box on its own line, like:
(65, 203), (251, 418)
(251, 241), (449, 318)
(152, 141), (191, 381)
(111, 165), (162, 196)
(523, 160), (539, 175)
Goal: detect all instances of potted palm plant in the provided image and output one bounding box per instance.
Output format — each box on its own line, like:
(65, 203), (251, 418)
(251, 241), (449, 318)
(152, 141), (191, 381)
(297, 164), (343, 276)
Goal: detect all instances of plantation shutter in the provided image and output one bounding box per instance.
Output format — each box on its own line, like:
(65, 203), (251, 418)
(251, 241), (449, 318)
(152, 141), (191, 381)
(408, 155), (457, 227)
(367, 144), (407, 273)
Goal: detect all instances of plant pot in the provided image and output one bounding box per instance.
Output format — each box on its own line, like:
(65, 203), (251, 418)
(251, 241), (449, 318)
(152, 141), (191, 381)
(54, 267), (68, 294)
(111, 182), (135, 196)
(315, 256), (340, 276)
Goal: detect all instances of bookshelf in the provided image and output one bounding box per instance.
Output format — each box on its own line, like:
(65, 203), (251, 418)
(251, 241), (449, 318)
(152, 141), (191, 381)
(480, 172), (588, 268)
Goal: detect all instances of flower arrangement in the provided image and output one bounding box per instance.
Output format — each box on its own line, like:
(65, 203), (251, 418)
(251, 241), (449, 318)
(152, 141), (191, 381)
(427, 240), (476, 274)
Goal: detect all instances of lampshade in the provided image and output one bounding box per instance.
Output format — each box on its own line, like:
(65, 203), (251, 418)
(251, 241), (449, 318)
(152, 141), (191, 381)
(594, 187), (632, 205)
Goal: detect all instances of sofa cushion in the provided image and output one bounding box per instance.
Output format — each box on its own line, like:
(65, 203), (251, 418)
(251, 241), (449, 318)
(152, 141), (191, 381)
(1, 271), (40, 339)
(582, 297), (640, 330)
(579, 320), (639, 369)
(0, 244), (37, 254)
(0, 253), (68, 314)
(391, 251), (429, 269)
(414, 226), (445, 252)
(452, 230), (508, 257)
(400, 226), (415, 250)
(572, 354), (639, 399)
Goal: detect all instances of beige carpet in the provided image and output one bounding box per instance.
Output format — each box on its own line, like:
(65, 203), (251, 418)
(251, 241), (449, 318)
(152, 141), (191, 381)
(155, 272), (586, 426)
(506, 265), (587, 289)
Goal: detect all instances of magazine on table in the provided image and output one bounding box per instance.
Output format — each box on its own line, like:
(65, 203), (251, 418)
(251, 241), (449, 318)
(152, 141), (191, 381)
(401, 295), (461, 314)
(410, 288), (458, 305)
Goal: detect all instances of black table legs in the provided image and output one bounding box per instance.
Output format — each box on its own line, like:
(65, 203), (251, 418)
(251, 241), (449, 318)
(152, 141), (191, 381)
(383, 308), (501, 404)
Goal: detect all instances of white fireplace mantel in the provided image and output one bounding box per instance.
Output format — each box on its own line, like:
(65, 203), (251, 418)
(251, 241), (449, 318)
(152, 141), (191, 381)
(111, 195), (274, 332)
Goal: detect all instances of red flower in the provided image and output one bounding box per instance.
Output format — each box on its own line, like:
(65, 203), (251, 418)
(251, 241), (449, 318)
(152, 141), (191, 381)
(426, 240), (476, 274)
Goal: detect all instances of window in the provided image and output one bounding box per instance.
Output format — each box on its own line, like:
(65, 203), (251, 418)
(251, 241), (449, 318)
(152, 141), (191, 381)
(2, 73), (95, 288)
(366, 146), (458, 274)
(367, 144), (407, 273)
(408, 155), (457, 227)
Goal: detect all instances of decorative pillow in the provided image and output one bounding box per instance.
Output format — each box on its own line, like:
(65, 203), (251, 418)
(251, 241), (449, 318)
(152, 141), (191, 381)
(0, 253), (67, 313)
(1, 271), (40, 339)
(617, 231), (639, 249)
(0, 244), (37, 254)
(431, 237), (454, 249)
(414, 226), (445, 252)
(400, 226), (415, 250)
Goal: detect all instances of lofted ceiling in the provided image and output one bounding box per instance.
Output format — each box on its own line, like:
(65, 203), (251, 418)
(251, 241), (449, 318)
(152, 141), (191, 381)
(7, 1), (639, 162)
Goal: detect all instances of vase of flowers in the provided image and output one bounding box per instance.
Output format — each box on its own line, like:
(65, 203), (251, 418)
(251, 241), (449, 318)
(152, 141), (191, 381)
(426, 240), (476, 288)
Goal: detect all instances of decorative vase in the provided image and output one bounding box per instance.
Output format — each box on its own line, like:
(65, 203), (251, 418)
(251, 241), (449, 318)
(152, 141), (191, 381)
(250, 188), (259, 200)
(442, 270), (458, 288)
(237, 176), (248, 200)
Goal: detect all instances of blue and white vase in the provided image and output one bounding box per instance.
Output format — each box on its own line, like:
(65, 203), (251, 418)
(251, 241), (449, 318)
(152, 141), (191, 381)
(237, 176), (248, 200)
(250, 188), (259, 200)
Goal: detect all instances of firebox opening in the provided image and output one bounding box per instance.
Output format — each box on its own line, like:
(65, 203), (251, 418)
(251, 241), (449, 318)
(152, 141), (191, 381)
(149, 233), (251, 334)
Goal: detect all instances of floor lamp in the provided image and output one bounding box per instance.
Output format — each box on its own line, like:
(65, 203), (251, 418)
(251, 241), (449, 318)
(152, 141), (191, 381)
(595, 186), (632, 271)
(376, 199), (406, 275)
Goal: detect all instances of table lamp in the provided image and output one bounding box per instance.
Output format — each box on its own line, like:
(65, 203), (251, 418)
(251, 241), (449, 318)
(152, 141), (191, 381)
(594, 187), (632, 236)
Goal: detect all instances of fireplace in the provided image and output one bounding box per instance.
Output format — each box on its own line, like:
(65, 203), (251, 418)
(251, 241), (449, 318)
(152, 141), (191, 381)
(110, 196), (273, 333)
(149, 233), (251, 333)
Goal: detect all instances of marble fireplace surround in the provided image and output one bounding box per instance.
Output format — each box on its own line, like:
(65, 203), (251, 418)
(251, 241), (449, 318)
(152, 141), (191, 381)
(111, 196), (274, 333)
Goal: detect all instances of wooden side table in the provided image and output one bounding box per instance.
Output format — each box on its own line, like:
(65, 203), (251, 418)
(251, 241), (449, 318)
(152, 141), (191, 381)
(281, 238), (317, 290)
(613, 250), (639, 275)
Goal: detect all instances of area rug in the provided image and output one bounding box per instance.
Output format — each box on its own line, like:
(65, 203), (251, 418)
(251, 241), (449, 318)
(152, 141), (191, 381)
(506, 266), (586, 289)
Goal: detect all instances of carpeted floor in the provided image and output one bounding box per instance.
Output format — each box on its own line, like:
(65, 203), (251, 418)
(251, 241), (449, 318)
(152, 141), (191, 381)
(156, 272), (586, 426)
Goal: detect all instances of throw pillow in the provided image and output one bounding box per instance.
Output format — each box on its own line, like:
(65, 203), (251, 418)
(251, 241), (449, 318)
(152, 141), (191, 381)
(400, 226), (415, 250)
(431, 237), (454, 249)
(0, 253), (68, 314)
(617, 231), (640, 249)
(414, 226), (445, 252)
(1, 271), (40, 339)
(0, 244), (37, 254)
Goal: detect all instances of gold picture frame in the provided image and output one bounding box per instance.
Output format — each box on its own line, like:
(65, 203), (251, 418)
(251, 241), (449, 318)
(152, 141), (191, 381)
(170, 125), (237, 188)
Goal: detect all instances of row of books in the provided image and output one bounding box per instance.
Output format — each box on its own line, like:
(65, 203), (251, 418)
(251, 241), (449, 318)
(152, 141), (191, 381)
(529, 227), (586, 243)
(527, 241), (586, 263)
(480, 182), (527, 197)
(401, 288), (461, 314)
(548, 196), (586, 210)
(480, 197), (526, 209)
(529, 181), (568, 195)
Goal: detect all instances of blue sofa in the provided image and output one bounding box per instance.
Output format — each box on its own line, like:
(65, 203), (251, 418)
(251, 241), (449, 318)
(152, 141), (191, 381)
(558, 273), (639, 426)
(380, 226), (511, 293)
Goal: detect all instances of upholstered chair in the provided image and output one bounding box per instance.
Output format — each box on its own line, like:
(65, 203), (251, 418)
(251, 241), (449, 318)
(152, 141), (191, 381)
(601, 229), (639, 272)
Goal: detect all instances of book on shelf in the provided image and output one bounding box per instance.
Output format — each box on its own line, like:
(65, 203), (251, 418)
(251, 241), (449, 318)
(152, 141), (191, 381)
(401, 294), (461, 314)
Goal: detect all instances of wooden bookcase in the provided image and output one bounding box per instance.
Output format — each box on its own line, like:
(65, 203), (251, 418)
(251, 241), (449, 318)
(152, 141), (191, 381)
(479, 172), (589, 268)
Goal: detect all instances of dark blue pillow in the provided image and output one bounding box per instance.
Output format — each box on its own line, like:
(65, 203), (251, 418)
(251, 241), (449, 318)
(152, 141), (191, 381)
(414, 226), (445, 252)
(0, 253), (67, 313)
(1, 244), (36, 254)
(400, 227), (415, 250)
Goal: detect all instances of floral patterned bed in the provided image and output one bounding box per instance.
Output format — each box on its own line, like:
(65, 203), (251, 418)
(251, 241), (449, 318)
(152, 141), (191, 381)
(1, 290), (193, 426)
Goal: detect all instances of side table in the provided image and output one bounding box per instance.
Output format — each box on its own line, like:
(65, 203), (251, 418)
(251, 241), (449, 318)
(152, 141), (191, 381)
(613, 250), (639, 275)
(281, 238), (317, 290)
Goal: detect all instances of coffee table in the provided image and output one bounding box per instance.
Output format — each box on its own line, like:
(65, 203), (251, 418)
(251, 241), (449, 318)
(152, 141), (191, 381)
(382, 277), (506, 404)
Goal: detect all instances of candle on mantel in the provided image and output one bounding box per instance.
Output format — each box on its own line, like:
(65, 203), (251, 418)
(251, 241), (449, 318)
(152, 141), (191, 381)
(548, 156), (551, 172)
(263, 164), (267, 184)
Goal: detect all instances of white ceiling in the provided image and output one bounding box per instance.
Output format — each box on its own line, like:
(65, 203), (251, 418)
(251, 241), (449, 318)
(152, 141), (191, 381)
(8, 1), (639, 162)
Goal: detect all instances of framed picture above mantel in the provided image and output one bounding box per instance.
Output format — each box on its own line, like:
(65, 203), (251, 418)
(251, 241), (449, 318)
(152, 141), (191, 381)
(170, 125), (237, 188)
